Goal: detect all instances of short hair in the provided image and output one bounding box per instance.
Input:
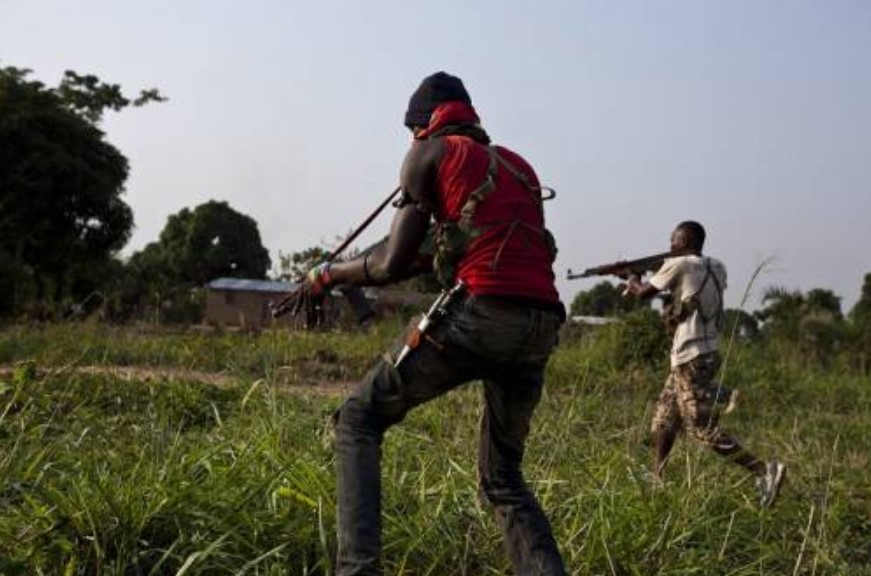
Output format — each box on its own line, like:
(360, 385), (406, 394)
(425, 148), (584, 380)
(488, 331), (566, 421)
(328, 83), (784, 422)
(676, 220), (706, 250)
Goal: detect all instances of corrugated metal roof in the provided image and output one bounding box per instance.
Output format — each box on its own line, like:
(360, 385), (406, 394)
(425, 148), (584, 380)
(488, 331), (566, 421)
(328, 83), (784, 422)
(207, 278), (297, 293)
(570, 315), (619, 326)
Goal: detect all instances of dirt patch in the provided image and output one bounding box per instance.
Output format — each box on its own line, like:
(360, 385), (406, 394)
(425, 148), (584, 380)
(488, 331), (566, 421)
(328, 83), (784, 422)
(0, 363), (357, 398)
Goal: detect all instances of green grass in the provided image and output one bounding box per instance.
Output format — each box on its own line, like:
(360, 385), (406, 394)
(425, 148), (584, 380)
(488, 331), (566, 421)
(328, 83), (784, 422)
(0, 322), (399, 384)
(0, 323), (868, 575)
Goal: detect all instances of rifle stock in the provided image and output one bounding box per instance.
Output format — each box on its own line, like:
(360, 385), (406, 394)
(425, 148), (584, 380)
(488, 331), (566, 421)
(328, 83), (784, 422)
(566, 251), (671, 280)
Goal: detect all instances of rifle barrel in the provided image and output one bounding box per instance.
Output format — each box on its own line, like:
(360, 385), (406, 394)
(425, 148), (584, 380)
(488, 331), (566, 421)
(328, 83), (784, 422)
(566, 251), (671, 281)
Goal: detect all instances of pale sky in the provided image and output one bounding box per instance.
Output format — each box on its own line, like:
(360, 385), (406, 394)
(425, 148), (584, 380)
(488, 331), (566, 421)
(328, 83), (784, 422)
(3, 1), (869, 312)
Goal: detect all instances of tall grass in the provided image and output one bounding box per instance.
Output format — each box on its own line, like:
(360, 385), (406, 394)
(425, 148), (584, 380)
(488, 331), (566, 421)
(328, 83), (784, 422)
(0, 323), (869, 574)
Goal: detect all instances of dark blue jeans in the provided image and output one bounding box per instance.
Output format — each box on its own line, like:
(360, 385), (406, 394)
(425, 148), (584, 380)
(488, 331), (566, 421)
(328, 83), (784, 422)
(334, 294), (567, 576)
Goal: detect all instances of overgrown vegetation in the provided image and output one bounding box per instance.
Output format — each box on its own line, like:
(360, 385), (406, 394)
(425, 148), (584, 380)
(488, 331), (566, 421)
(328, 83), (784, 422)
(1, 321), (868, 575)
(0, 65), (165, 319)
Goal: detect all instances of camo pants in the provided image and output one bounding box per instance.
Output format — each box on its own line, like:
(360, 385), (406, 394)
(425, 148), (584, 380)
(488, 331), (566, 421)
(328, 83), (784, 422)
(332, 294), (567, 576)
(650, 352), (736, 450)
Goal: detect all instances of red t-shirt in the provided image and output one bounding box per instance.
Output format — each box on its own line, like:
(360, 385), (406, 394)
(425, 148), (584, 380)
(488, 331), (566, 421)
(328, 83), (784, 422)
(434, 135), (559, 303)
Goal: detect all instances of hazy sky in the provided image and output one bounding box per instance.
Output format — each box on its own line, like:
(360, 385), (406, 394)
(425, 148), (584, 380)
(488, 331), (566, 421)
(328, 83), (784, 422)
(3, 1), (869, 311)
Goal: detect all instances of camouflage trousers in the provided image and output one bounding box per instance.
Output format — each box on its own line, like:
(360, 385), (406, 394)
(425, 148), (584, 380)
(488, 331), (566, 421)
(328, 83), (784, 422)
(650, 352), (737, 450)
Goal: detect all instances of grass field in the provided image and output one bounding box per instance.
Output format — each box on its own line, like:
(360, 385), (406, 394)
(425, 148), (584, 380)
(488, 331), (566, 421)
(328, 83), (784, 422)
(0, 322), (869, 575)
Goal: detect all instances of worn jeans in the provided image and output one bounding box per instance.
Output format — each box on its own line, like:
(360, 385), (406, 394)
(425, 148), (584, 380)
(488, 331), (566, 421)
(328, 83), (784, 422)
(333, 294), (567, 576)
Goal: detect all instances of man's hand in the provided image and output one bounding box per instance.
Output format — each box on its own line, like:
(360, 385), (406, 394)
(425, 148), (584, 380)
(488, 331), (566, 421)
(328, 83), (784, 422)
(622, 272), (641, 297)
(622, 272), (661, 300)
(286, 262), (333, 323)
(612, 263), (631, 280)
(304, 262), (333, 296)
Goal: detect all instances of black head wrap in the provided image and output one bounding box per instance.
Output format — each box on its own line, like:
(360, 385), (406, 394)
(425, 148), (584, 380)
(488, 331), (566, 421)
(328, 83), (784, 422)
(404, 71), (472, 129)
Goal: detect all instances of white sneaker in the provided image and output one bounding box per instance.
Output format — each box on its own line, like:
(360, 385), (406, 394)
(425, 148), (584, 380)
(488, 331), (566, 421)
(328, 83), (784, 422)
(755, 459), (786, 508)
(714, 386), (739, 415)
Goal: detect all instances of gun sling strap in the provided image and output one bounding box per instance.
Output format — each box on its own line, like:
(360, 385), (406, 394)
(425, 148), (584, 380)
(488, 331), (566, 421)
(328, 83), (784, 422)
(434, 143), (556, 285)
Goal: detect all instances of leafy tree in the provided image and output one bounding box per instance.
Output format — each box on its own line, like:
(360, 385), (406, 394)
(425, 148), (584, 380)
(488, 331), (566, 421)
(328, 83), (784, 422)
(723, 308), (759, 340)
(156, 200), (271, 285)
(569, 280), (649, 317)
(278, 246), (331, 281)
(847, 273), (871, 374)
(111, 242), (179, 321)
(755, 286), (805, 339)
(757, 287), (842, 324)
(0, 65), (164, 316)
(805, 288), (842, 319)
(581, 307), (669, 370)
(756, 286), (846, 364)
(55, 70), (165, 123)
(802, 289), (845, 360)
(111, 201), (268, 324)
(849, 273), (871, 325)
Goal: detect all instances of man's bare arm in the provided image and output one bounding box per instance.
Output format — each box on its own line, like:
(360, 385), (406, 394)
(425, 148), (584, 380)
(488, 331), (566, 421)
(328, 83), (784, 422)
(624, 274), (661, 300)
(327, 139), (442, 286)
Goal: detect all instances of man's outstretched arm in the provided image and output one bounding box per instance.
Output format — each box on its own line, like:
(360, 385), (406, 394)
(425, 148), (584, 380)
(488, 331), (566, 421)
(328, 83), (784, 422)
(623, 273), (661, 300)
(326, 139), (442, 287)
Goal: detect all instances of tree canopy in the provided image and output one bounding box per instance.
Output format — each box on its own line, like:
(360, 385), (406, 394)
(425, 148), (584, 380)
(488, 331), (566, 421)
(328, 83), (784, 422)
(569, 280), (650, 317)
(129, 200), (272, 290)
(158, 200), (272, 285)
(849, 273), (871, 324)
(0, 65), (164, 316)
(108, 201), (271, 323)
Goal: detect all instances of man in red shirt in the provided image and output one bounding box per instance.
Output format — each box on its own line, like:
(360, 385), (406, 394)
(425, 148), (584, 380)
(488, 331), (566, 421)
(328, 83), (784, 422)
(292, 72), (567, 576)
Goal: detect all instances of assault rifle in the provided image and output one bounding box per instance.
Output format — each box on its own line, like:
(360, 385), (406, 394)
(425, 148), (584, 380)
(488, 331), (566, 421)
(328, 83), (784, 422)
(566, 252), (671, 280)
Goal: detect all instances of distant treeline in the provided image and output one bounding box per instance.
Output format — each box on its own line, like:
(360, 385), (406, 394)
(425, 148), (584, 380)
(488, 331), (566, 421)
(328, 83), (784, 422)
(568, 275), (871, 374)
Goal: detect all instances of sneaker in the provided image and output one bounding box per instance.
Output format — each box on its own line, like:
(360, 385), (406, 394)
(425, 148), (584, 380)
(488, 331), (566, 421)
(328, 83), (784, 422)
(721, 387), (739, 414)
(712, 386), (739, 415)
(755, 459), (786, 508)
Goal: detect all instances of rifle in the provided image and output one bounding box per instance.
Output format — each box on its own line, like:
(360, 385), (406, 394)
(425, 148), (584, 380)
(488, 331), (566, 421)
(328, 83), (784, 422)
(270, 185), (402, 318)
(566, 252), (671, 280)
(394, 280), (465, 368)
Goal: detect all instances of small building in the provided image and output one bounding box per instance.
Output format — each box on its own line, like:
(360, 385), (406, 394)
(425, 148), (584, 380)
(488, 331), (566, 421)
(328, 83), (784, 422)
(570, 315), (619, 326)
(205, 278), (298, 329)
(205, 277), (439, 330)
(365, 288), (436, 316)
